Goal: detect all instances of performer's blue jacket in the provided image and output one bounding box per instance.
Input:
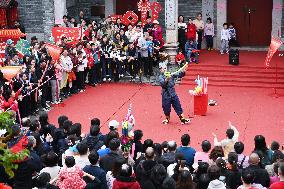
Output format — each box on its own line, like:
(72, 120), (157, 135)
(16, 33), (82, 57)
(159, 74), (177, 99)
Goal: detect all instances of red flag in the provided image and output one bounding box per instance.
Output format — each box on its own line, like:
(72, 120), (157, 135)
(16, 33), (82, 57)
(265, 37), (283, 67)
(45, 43), (62, 62)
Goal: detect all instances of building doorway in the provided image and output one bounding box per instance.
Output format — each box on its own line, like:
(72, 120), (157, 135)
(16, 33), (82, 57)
(227, 0), (273, 46)
(116, 0), (139, 15)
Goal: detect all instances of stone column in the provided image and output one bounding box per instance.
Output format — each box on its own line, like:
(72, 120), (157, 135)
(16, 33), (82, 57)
(105, 0), (116, 17)
(54, 0), (67, 25)
(216, 0), (227, 49)
(164, 0), (179, 63)
(43, 0), (55, 41)
(202, 0), (214, 23)
(272, 0), (283, 38)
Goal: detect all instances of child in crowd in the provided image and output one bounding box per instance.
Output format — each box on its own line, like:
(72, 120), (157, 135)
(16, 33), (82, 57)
(220, 23), (230, 55)
(57, 156), (87, 189)
(185, 40), (199, 64)
(204, 17), (214, 51)
(228, 23), (237, 47)
(175, 49), (185, 66)
(91, 42), (101, 85)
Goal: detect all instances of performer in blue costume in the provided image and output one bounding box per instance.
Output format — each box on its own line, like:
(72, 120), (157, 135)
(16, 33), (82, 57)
(159, 61), (191, 125)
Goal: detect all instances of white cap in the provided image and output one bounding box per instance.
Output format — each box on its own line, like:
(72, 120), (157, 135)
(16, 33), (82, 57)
(109, 120), (119, 130)
(159, 62), (167, 69)
(153, 20), (159, 24)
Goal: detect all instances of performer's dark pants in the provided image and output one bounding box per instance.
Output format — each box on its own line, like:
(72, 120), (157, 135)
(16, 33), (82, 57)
(41, 83), (48, 108)
(197, 30), (204, 50)
(143, 57), (153, 76)
(128, 59), (139, 76)
(93, 63), (102, 84)
(77, 71), (85, 90)
(205, 35), (213, 49)
(162, 95), (183, 116)
(102, 57), (112, 79)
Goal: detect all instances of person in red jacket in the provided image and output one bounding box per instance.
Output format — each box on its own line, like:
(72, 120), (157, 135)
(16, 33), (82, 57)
(175, 49), (186, 66)
(186, 18), (197, 41)
(112, 164), (141, 189)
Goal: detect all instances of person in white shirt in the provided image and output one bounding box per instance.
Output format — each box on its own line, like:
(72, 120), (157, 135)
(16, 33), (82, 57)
(60, 49), (73, 96)
(212, 121), (239, 158)
(76, 50), (88, 92)
(193, 13), (205, 50)
(40, 151), (61, 180)
(220, 23), (230, 54)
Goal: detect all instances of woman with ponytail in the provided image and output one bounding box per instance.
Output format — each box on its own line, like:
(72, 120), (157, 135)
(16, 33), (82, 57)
(225, 152), (242, 189)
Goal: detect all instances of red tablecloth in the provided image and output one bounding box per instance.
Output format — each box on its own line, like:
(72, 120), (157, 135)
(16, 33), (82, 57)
(194, 94), (208, 116)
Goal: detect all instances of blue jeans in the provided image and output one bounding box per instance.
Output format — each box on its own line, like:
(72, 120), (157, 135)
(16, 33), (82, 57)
(162, 95), (183, 116)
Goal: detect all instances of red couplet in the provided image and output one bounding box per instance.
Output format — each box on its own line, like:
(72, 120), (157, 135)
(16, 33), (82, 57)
(194, 94), (208, 116)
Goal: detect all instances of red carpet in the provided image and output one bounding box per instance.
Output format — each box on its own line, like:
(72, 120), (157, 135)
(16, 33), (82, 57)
(48, 83), (284, 154)
(182, 50), (284, 89)
(48, 51), (284, 153)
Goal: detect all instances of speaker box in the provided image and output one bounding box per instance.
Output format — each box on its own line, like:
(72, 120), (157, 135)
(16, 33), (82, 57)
(229, 49), (239, 65)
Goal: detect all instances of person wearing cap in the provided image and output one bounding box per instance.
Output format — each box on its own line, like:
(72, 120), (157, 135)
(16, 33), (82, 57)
(153, 20), (164, 48)
(159, 61), (190, 125)
(4, 39), (17, 65)
(109, 120), (119, 131)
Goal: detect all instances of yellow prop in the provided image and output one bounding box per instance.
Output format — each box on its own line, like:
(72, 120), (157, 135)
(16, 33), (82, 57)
(164, 63), (188, 78)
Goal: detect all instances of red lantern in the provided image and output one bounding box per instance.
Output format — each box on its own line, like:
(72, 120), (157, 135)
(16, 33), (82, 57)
(45, 43), (62, 62)
(0, 66), (22, 81)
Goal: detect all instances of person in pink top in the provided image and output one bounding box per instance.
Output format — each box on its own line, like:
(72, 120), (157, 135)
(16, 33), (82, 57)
(56, 156), (86, 189)
(204, 17), (214, 50)
(54, 156), (97, 189)
(152, 20), (164, 48)
(193, 140), (211, 170)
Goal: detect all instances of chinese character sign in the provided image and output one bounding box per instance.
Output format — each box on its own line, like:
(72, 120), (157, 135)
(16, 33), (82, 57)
(52, 27), (80, 45)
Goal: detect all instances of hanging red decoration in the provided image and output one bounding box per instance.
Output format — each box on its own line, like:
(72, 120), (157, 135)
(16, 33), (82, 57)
(151, 2), (162, 21)
(137, 0), (151, 26)
(122, 11), (139, 26)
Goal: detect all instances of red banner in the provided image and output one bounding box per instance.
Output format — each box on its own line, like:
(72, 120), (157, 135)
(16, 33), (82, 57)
(265, 37), (283, 67)
(51, 27), (80, 45)
(45, 43), (62, 62)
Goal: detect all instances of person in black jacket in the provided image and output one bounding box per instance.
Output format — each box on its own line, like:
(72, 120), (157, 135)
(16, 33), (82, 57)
(100, 138), (123, 172)
(136, 147), (158, 189)
(85, 124), (104, 151)
(245, 153), (270, 188)
(36, 60), (50, 111)
(133, 130), (143, 161)
(83, 151), (107, 189)
(13, 136), (42, 189)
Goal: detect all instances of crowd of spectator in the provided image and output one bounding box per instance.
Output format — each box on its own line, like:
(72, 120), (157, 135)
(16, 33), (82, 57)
(0, 112), (283, 189)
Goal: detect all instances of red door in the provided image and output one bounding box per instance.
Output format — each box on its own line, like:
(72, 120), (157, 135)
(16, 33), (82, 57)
(227, 0), (273, 46)
(116, 0), (139, 15)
